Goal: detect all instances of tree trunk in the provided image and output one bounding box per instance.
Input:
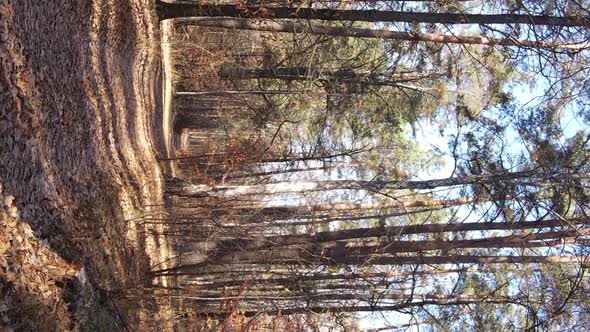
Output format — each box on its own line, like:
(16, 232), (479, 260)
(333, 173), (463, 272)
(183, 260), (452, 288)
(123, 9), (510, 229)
(174, 109), (222, 132)
(222, 165), (332, 182)
(160, 149), (366, 162)
(164, 177), (211, 197)
(176, 90), (308, 97)
(178, 18), (590, 51)
(232, 196), (478, 215)
(164, 292), (515, 304)
(219, 66), (437, 85)
(218, 218), (589, 251)
(176, 266), (507, 288)
(164, 170), (555, 197)
(157, 3), (590, 27)
(205, 229), (588, 266)
(195, 296), (556, 318)
(152, 254), (585, 275)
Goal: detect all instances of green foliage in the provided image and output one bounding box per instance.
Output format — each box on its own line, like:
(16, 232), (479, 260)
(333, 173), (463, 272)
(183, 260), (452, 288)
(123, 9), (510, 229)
(445, 44), (516, 119)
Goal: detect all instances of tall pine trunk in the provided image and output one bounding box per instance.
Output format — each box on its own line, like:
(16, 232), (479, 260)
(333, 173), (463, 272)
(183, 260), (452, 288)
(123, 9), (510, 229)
(216, 218), (589, 252)
(178, 18), (590, 51)
(157, 3), (589, 27)
(165, 170), (556, 197)
(219, 66), (435, 85)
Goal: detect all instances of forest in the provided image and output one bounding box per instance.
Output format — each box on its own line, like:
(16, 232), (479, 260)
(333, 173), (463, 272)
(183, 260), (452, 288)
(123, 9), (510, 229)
(1, 0), (590, 331)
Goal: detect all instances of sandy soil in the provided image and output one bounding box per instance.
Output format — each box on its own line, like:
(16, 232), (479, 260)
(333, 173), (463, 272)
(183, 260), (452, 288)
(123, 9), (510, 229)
(0, 0), (173, 329)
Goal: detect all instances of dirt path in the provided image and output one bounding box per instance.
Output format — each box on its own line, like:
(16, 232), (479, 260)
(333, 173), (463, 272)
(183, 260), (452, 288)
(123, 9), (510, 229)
(0, 0), (173, 329)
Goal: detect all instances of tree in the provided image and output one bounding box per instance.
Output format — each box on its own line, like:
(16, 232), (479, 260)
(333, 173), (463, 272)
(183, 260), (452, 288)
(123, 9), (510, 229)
(165, 169), (563, 197)
(179, 18), (590, 51)
(219, 65), (440, 86)
(157, 3), (590, 27)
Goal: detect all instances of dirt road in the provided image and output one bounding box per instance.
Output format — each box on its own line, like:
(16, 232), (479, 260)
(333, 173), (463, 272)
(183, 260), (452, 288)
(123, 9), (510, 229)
(0, 0), (172, 329)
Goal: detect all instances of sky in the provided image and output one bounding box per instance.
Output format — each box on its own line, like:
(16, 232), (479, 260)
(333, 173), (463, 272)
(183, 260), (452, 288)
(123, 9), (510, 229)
(357, 36), (589, 332)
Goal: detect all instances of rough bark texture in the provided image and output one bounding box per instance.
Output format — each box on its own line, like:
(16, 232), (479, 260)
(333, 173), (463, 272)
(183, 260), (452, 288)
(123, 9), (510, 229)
(152, 254), (586, 275)
(174, 109), (222, 132)
(219, 66), (435, 85)
(180, 18), (590, 51)
(197, 297), (556, 318)
(176, 90), (303, 97)
(165, 170), (557, 197)
(219, 218), (589, 251)
(207, 229), (587, 265)
(157, 3), (590, 27)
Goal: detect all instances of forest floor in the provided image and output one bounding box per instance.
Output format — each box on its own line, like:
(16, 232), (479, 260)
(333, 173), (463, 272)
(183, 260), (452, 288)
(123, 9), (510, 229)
(0, 0), (175, 330)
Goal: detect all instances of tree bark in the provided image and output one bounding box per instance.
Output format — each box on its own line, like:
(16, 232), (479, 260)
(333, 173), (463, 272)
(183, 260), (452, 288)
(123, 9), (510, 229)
(222, 165), (332, 182)
(163, 292), (517, 304)
(205, 229), (588, 266)
(176, 90), (308, 97)
(174, 266), (497, 288)
(233, 196), (477, 215)
(174, 109), (222, 132)
(165, 170), (556, 197)
(157, 3), (590, 27)
(219, 218), (589, 251)
(152, 254), (586, 275)
(179, 18), (590, 51)
(219, 66), (438, 86)
(195, 297), (544, 318)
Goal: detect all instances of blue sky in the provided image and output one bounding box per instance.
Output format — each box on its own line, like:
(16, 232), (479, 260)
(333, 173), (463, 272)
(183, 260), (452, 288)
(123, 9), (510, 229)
(357, 40), (589, 332)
